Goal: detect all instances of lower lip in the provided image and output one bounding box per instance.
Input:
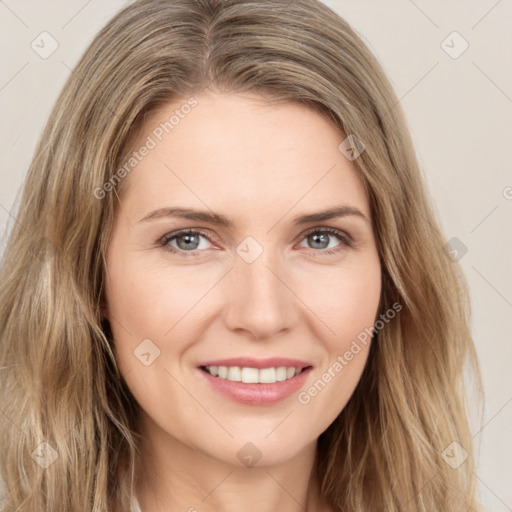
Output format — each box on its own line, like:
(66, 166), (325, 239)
(199, 367), (312, 405)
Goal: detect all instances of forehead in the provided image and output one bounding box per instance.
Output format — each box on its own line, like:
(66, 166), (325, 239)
(117, 92), (370, 223)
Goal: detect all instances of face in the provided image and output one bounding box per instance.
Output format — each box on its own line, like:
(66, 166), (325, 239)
(104, 91), (382, 468)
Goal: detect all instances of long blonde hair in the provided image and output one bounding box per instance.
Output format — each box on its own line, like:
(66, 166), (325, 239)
(0, 0), (484, 510)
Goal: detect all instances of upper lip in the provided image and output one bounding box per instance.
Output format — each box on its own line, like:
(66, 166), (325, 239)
(198, 357), (312, 369)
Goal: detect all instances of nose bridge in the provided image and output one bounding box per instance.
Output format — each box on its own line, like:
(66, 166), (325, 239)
(223, 241), (297, 338)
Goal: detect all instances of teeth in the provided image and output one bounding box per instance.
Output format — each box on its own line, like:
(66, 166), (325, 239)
(227, 366), (241, 381)
(259, 367), (276, 384)
(276, 367), (287, 381)
(241, 367), (259, 383)
(205, 365), (304, 384)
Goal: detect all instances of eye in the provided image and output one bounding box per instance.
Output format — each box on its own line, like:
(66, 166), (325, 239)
(159, 229), (214, 258)
(158, 226), (353, 258)
(296, 227), (353, 256)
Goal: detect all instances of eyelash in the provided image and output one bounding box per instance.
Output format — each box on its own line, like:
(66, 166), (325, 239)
(158, 227), (354, 259)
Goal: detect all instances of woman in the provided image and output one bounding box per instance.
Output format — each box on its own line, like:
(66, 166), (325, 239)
(0, 0), (484, 510)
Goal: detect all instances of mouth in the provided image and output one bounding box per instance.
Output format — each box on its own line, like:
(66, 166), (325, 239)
(200, 364), (312, 384)
(197, 358), (313, 405)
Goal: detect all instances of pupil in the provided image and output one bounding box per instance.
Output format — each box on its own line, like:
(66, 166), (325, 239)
(178, 234), (198, 250)
(310, 233), (328, 249)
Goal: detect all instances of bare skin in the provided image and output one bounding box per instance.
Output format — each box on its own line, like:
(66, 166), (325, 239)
(104, 90), (381, 512)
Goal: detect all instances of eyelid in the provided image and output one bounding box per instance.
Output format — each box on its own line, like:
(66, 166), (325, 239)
(297, 225), (353, 245)
(158, 228), (216, 250)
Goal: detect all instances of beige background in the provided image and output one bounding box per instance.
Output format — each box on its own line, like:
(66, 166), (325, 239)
(1, 1), (511, 509)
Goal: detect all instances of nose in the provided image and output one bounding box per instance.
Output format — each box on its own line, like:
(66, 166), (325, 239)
(222, 249), (299, 340)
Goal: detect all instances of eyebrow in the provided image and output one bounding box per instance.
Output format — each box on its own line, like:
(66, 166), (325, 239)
(138, 205), (369, 227)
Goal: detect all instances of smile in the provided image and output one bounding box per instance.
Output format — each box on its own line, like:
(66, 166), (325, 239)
(201, 365), (307, 384)
(197, 359), (313, 405)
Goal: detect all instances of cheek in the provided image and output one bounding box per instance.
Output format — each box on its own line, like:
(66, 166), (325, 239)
(103, 245), (187, 363)
(291, 258), (381, 419)
(104, 250), (226, 387)
(103, 252), (200, 422)
(332, 271), (381, 345)
(105, 223), (204, 331)
(296, 256), (382, 349)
